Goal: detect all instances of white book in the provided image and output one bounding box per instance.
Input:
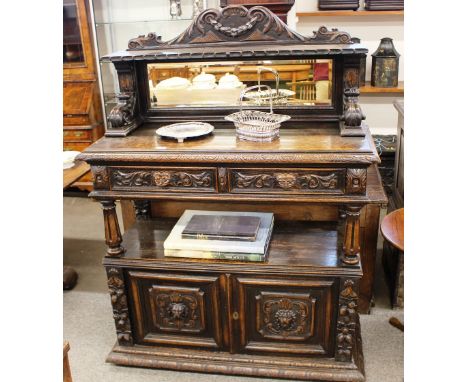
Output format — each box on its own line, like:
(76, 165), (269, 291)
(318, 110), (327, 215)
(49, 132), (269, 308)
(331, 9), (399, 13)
(164, 210), (274, 255)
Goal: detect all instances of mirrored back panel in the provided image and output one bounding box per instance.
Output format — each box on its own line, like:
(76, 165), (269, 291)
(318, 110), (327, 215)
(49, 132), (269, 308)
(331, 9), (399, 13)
(146, 59), (333, 109)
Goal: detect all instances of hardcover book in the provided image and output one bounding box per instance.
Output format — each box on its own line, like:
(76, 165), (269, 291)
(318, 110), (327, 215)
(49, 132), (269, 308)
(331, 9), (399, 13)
(164, 210), (274, 261)
(182, 214), (261, 241)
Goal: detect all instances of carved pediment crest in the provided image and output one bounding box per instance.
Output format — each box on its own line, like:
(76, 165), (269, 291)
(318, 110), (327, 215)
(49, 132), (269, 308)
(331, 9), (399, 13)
(127, 5), (353, 50)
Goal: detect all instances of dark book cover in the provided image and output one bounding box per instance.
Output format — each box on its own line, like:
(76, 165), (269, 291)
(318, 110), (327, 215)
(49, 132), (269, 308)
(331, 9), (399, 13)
(182, 214), (261, 241)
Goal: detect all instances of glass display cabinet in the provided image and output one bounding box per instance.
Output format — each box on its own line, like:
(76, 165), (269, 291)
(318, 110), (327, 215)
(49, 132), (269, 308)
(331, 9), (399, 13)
(78, 5), (387, 381)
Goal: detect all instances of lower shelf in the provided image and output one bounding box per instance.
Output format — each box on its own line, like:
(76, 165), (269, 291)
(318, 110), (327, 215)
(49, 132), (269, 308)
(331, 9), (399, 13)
(107, 315), (365, 382)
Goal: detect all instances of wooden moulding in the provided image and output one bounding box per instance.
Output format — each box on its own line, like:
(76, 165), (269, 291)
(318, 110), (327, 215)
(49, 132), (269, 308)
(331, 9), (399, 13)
(105, 317), (365, 382)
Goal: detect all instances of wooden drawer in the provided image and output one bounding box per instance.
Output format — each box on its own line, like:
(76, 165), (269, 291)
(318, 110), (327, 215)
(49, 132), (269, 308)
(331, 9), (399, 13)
(108, 167), (217, 193)
(227, 168), (346, 195)
(234, 276), (338, 356)
(128, 271), (223, 349)
(63, 128), (93, 142)
(63, 114), (91, 126)
(64, 142), (92, 151)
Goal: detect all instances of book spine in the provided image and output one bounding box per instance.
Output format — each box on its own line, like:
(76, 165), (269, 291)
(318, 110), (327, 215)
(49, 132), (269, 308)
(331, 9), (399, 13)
(165, 249), (265, 262)
(181, 233), (256, 241)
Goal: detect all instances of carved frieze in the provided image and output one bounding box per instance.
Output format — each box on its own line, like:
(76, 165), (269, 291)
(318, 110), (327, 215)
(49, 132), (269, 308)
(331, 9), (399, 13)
(346, 168), (367, 194)
(110, 169), (214, 191)
(126, 6), (353, 50)
(149, 286), (205, 333)
(106, 267), (133, 345)
(336, 279), (358, 362)
(256, 292), (315, 341)
(232, 170), (342, 193)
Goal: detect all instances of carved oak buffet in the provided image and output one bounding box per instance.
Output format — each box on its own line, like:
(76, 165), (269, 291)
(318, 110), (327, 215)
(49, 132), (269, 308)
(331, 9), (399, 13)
(78, 6), (386, 381)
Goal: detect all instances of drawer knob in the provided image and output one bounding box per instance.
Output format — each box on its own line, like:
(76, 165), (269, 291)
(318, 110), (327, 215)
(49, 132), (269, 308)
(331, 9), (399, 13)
(232, 311), (239, 320)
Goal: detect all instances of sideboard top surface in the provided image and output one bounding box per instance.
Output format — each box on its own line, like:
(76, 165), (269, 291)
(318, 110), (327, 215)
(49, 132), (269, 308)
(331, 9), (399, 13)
(80, 125), (379, 165)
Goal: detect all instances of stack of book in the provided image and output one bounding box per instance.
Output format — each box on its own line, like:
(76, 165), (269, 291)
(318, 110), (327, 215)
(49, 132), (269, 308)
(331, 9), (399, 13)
(365, 0), (404, 10)
(318, 0), (360, 10)
(164, 210), (274, 262)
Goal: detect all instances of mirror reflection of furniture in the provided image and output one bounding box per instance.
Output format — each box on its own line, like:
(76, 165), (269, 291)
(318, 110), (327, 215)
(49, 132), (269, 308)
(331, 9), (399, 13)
(380, 208), (404, 332)
(286, 80), (316, 101)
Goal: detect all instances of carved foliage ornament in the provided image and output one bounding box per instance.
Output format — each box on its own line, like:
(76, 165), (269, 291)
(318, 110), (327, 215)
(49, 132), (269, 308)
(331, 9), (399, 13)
(336, 280), (358, 362)
(234, 171), (339, 191)
(346, 168), (367, 194)
(92, 166), (110, 189)
(111, 169), (213, 189)
(127, 6), (353, 50)
(107, 267), (133, 345)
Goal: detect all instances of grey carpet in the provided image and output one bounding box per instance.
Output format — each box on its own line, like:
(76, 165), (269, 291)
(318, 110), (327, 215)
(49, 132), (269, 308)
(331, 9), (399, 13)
(64, 197), (403, 382)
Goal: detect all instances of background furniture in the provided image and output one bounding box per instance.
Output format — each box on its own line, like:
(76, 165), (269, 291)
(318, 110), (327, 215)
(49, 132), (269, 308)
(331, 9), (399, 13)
(382, 100), (404, 308)
(63, 341), (73, 382)
(63, 160), (90, 290)
(220, 0), (295, 22)
(63, 0), (104, 190)
(381, 208), (404, 312)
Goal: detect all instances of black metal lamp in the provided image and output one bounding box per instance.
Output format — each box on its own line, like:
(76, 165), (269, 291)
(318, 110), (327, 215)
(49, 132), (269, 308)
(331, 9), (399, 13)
(371, 37), (400, 88)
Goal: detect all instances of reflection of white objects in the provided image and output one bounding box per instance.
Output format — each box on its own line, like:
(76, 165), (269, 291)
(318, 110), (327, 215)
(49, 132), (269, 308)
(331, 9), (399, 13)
(315, 80), (330, 102)
(192, 71), (216, 89)
(218, 73), (243, 89)
(192, 0), (204, 18)
(169, 0), (182, 19)
(155, 77), (190, 90)
(63, 151), (80, 169)
(156, 122), (214, 143)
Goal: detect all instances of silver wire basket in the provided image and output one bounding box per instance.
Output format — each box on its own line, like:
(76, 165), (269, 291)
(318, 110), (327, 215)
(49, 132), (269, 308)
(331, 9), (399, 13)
(225, 85), (291, 142)
(243, 67), (295, 105)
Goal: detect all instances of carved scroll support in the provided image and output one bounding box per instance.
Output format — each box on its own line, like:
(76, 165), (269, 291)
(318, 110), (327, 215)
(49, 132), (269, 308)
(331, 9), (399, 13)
(106, 62), (141, 137)
(340, 205), (362, 265)
(106, 267), (133, 345)
(341, 63), (366, 137)
(101, 200), (125, 257)
(134, 200), (151, 220)
(335, 278), (359, 362)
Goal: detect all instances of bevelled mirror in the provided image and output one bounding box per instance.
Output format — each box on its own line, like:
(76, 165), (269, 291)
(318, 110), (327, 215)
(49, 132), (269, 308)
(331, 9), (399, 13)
(146, 59), (334, 109)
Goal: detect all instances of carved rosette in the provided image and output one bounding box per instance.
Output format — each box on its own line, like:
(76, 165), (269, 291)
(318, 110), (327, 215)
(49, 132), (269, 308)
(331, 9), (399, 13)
(336, 279), (359, 362)
(234, 172), (339, 191)
(111, 169), (213, 190)
(151, 290), (204, 333)
(106, 267), (133, 345)
(346, 169), (367, 194)
(256, 293), (315, 340)
(91, 166), (109, 189)
(126, 5), (354, 50)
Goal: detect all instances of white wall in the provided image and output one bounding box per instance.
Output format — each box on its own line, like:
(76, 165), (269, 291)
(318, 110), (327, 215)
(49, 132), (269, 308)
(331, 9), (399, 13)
(293, 0), (404, 135)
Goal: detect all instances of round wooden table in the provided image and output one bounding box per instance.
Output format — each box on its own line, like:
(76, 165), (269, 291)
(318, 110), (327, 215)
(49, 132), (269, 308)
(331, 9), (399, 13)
(380, 208), (404, 331)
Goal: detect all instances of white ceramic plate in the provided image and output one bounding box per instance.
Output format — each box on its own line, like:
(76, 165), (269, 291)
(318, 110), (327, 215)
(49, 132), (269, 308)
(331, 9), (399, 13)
(156, 122), (214, 143)
(63, 151), (80, 169)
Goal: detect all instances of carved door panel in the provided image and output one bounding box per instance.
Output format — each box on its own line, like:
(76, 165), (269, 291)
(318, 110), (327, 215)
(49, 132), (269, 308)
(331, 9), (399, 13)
(128, 271), (223, 349)
(233, 276), (338, 356)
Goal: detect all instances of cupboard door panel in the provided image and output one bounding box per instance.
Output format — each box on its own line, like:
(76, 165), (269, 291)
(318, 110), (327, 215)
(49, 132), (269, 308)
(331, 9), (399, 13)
(128, 271), (223, 349)
(235, 277), (338, 356)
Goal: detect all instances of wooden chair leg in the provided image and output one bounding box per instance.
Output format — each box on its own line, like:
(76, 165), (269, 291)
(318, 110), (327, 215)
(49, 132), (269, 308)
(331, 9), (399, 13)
(389, 317), (404, 332)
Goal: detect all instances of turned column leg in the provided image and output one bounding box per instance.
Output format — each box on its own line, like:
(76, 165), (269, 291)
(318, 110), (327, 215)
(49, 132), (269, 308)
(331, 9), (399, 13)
(101, 200), (125, 257)
(341, 205), (362, 265)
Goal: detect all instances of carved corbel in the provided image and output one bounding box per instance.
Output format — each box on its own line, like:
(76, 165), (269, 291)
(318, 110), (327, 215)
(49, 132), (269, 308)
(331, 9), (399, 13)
(133, 200), (151, 220)
(107, 93), (136, 129)
(101, 200), (125, 257)
(340, 205), (362, 265)
(341, 67), (366, 137)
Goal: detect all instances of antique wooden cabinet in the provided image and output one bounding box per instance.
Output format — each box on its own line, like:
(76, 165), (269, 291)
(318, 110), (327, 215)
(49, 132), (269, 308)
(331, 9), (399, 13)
(63, 0), (104, 189)
(78, 5), (386, 381)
